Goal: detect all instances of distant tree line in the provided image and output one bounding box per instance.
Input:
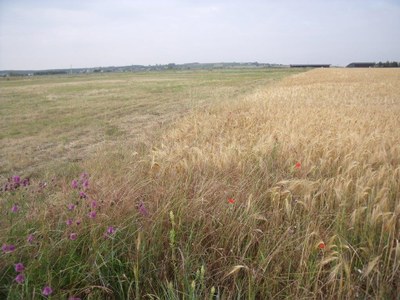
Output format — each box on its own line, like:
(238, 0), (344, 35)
(375, 61), (399, 68)
(34, 70), (68, 75)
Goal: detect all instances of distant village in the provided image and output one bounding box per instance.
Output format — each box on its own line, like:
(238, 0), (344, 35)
(1, 61), (399, 77)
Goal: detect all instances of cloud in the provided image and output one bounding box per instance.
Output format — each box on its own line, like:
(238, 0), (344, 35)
(0, 0), (399, 69)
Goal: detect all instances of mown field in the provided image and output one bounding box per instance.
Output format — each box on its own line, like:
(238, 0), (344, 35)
(1, 68), (399, 299)
(0, 69), (299, 177)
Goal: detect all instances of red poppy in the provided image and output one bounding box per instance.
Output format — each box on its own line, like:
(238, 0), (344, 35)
(228, 198), (235, 204)
(318, 242), (325, 249)
(295, 162), (301, 169)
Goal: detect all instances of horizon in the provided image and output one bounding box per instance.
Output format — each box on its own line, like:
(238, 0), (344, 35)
(1, 0), (399, 70)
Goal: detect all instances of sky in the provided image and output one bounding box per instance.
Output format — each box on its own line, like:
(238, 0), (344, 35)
(0, 0), (399, 70)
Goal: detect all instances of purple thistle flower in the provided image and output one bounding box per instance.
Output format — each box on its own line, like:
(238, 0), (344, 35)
(79, 191), (87, 199)
(138, 201), (149, 216)
(66, 219), (73, 226)
(11, 204), (20, 213)
(67, 203), (76, 211)
(12, 175), (21, 184)
(22, 177), (30, 187)
(69, 233), (77, 241)
(15, 274), (25, 284)
(71, 179), (78, 189)
(76, 219), (81, 226)
(88, 211), (96, 219)
(106, 226), (116, 235)
(80, 172), (89, 181)
(90, 200), (97, 208)
(82, 179), (89, 190)
(15, 263), (25, 272)
(2, 244), (15, 253)
(42, 285), (53, 296)
(27, 234), (34, 244)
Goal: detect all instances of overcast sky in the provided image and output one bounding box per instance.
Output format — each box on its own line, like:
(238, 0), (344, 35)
(0, 0), (399, 70)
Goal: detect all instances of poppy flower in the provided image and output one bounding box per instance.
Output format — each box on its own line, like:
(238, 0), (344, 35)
(318, 242), (326, 249)
(228, 198), (235, 204)
(295, 162), (301, 169)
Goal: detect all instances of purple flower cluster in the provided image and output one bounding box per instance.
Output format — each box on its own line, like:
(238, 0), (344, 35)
(3, 170), (125, 297)
(2, 244), (15, 253)
(1, 175), (30, 192)
(14, 262), (25, 284)
(71, 173), (89, 191)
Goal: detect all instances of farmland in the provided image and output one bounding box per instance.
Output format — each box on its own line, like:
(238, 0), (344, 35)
(0, 69), (299, 177)
(1, 68), (399, 299)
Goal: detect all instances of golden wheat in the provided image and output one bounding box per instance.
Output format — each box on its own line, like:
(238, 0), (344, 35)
(82, 69), (400, 298)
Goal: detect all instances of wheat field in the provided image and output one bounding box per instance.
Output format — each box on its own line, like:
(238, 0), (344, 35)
(1, 69), (399, 299)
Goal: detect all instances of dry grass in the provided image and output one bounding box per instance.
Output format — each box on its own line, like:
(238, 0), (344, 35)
(0, 69), (296, 177)
(87, 68), (400, 298)
(1, 68), (399, 299)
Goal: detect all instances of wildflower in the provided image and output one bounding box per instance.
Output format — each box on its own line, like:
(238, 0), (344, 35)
(42, 285), (53, 296)
(11, 204), (20, 213)
(2, 244), (15, 253)
(76, 220), (81, 226)
(90, 200), (97, 208)
(69, 233), (78, 241)
(80, 172), (89, 181)
(12, 175), (21, 184)
(15, 274), (25, 284)
(22, 178), (30, 187)
(138, 202), (149, 216)
(27, 234), (34, 244)
(71, 179), (78, 189)
(228, 198), (235, 204)
(15, 263), (25, 273)
(318, 241), (326, 249)
(295, 162), (302, 169)
(38, 182), (47, 189)
(79, 191), (87, 199)
(82, 179), (89, 190)
(67, 204), (76, 211)
(88, 211), (96, 219)
(66, 219), (73, 226)
(106, 226), (116, 235)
